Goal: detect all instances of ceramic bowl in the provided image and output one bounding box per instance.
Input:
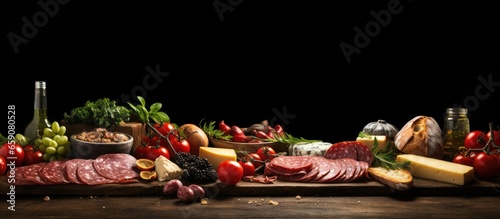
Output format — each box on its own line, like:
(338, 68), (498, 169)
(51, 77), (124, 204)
(70, 133), (134, 159)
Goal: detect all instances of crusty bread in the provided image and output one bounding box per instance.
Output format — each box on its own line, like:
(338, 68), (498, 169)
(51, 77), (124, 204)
(367, 167), (413, 191)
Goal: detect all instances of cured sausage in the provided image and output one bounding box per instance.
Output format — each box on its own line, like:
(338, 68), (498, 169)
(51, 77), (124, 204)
(39, 160), (70, 184)
(77, 159), (121, 185)
(324, 141), (374, 165)
(13, 162), (49, 185)
(62, 158), (87, 184)
(93, 153), (139, 180)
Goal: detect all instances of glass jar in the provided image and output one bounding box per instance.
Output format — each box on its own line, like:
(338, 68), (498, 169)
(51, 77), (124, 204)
(442, 108), (470, 161)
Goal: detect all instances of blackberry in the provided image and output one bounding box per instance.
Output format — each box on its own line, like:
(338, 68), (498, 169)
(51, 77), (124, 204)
(172, 152), (218, 184)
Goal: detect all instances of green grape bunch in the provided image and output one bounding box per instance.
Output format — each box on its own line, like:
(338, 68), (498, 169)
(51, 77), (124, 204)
(36, 121), (71, 162)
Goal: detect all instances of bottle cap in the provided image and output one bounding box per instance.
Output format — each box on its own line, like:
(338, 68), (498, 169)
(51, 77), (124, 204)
(35, 81), (46, 89)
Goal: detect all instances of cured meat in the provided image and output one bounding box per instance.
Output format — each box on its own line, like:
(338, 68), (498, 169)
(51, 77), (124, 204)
(13, 163), (49, 185)
(39, 160), (70, 184)
(267, 156), (314, 173)
(310, 159), (343, 183)
(62, 158), (88, 184)
(77, 159), (121, 185)
(308, 156), (331, 182)
(324, 141), (374, 165)
(93, 153), (139, 180)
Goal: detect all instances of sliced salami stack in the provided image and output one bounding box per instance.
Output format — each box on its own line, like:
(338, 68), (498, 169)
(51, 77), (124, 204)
(10, 153), (139, 186)
(264, 155), (370, 183)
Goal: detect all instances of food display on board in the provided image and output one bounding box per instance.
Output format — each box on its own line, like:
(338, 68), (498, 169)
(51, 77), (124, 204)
(1, 90), (500, 204)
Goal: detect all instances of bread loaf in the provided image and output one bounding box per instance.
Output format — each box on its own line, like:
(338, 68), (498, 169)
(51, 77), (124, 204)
(367, 167), (413, 191)
(394, 116), (444, 159)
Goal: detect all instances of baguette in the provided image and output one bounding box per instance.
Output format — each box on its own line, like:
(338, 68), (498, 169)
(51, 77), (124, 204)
(367, 167), (413, 191)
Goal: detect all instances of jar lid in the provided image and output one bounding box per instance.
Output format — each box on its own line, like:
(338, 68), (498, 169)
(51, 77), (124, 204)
(35, 81), (46, 89)
(446, 107), (467, 114)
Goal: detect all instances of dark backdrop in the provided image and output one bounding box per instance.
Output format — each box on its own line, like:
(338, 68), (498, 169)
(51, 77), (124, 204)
(2, 0), (499, 144)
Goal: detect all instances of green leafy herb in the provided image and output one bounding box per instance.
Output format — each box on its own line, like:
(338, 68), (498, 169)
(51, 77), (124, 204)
(63, 98), (130, 127)
(127, 96), (170, 124)
(200, 119), (232, 141)
(359, 132), (411, 170)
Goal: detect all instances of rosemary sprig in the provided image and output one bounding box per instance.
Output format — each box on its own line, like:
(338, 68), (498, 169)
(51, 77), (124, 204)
(361, 132), (410, 170)
(264, 132), (321, 145)
(200, 119), (232, 141)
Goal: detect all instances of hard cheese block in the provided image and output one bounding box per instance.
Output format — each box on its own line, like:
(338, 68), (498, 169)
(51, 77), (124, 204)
(396, 154), (474, 186)
(356, 135), (387, 150)
(199, 147), (237, 170)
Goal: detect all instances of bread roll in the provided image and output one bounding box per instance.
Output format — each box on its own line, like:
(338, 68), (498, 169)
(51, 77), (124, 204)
(395, 116), (444, 159)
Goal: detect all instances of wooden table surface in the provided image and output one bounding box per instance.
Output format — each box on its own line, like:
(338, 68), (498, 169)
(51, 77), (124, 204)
(2, 194), (500, 218)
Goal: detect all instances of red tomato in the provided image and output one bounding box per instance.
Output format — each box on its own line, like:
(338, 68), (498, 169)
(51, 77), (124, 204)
(452, 154), (473, 167)
(464, 130), (487, 149)
(154, 122), (176, 137)
(217, 160), (243, 185)
(256, 146), (276, 161)
(0, 142), (25, 167)
(238, 160), (256, 177)
(485, 130), (500, 151)
(242, 153), (262, 169)
(473, 152), (499, 178)
(133, 145), (150, 159)
(0, 156), (6, 175)
(168, 136), (190, 154)
(23, 145), (44, 166)
(145, 146), (170, 161)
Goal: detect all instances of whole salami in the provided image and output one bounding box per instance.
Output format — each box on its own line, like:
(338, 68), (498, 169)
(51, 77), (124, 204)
(324, 141), (374, 165)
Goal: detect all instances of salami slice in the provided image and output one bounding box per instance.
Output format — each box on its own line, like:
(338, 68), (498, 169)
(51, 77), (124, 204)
(309, 156), (331, 182)
(338, 158), (357, 183)
(14, 162), (49, 185)
(39, 160), (70, 184)
(62, 158), (88, 184)
(77, 159), (120, 185)
(324, 141), (374, 165)
(268, 156), (314, 173)
(93, 153), (139, 180)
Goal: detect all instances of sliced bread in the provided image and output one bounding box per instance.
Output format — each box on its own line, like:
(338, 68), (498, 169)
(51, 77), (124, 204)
(367, 167), (413, 191)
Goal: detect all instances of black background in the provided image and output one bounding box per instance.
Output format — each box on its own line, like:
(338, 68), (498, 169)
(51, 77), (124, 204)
(2, 0), (499, 144)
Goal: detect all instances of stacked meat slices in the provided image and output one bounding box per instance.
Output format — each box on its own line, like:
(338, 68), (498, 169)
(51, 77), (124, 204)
(12, 154), (139, 186)
(264, 156), (369, 183)
(264, 141), (374, 183)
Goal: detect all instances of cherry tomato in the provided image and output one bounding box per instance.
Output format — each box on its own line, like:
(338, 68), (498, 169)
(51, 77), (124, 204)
(485, 130), (500, 151)
(464, 130), (487, 150)
(256, 146), (276, 161)
(154, 122), (176, 137)
(0, 156), (6, 175)
(217, 160), (243, 185)
(145, 146), (170, 161)
(168, 136), (190, 154)
(473, 152), (499, 178)
(23, 145), (44, 166)
(242, 153), (262, 169)
(452, 154), (473, 167)
(238, 160), (256, 177)
(0, 142), (25, 167)
(133, 145), (150, 159)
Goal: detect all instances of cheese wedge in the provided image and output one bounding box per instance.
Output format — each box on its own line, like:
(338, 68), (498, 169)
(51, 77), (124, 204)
(155, 155), (183, 181)
(396, 154), (474, 186)
(356, 135), (388, 150)
(199, 147), (237, 170)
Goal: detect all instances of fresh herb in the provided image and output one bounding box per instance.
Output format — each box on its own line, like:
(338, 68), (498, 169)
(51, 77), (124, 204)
(127, 96), (170, 124)
(200, 119), (232, 141)
(63, 98), (130, 127)
(359, 132), (411, 170)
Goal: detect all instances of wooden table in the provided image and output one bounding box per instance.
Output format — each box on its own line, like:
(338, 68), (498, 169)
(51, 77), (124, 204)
(2, 177), (500, 218)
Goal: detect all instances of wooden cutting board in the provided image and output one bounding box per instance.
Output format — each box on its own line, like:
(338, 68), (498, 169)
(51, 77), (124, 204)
(2, 176), (498, 197)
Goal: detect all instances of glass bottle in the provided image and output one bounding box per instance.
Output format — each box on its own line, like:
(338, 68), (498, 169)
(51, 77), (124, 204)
(24, 81), (51, 141)
(442, 108), (470, 161)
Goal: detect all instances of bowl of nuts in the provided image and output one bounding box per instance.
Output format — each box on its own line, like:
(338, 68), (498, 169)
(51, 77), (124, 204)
(70, 128), (134, 159)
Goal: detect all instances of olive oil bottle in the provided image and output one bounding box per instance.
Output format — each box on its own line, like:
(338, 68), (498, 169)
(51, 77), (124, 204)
(24, 81), (51, 141)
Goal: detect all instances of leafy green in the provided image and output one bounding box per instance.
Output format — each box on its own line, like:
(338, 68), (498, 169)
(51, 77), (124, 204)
(127, 96), (170, 124)
(63, 98), (130, 127)
(359, 132), (411, 170)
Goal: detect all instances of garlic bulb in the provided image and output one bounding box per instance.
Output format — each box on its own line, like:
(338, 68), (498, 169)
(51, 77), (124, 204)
(395, 116), (444, 159)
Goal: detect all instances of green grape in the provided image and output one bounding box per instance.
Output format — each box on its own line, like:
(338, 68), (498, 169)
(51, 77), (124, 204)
(42, 137), (52, 146)
(56, 146), (66, 155)
(45, 146), (57, 155)
(15, 133), (27, 145)
(49, 155), (57, 162)
(57, 126), (66, 136)
(51, 121), (60, 134)
(42, 153), (51, 161)
(43, 128), (55, 138)
(35, 138), (43, 147)
(38, 144), (47, 153)
(56, 135), (68, 146)
(49, 139), (58, 148)
(53, 135), (61, 143)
